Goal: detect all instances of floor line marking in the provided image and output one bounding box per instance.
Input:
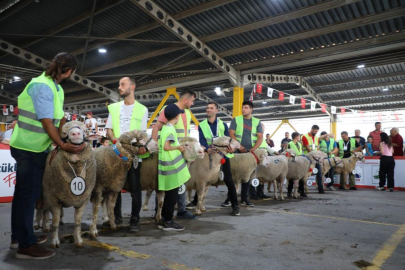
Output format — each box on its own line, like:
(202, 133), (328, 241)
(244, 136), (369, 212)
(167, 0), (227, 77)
(366, 224), (405, 270)
(246, 208), (402, 227)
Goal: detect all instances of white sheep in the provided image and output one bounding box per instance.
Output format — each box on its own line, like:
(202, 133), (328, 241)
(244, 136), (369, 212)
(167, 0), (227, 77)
(42, 121), (96, 248)
(89, 130), (158, 237)
(333, 152), (365, 189)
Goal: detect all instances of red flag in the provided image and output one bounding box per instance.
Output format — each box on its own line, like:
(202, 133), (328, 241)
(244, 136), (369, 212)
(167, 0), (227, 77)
(378, 112), (382, 121)
(2, 105), (6, 114)
(256, 84), (263, 94)
(341, 108), (345, 115)
(300, 98), (306, 109)
(321, 104), (326, 113)
(359, 111), (364, 118)
(249, 93), (253, 101)
(279, 92), (284, 101)
(394, 114), (400, 121)
(13, 106), (18, 116)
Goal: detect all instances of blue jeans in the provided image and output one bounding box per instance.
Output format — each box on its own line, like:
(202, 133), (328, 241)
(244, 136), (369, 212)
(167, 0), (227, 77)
(177, 192), (187, 214)
(10, 147), (48, 248)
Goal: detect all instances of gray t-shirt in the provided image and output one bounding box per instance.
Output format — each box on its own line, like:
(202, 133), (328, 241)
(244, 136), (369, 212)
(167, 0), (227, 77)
(229, 118), (263, 149)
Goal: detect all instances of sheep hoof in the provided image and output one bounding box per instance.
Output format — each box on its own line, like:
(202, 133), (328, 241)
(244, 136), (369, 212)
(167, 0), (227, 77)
(201, 208), (206, 213)
(74, 241), (83, 248)
(50, 239), (60, 248)
(142, 207), (148, 211)
(43, 228), (51, 233)
(280, 197), (284, 201)
(110, 226), (117, 231)
(59, 221), (65, 225)
(195, 212), (202, 216)
(33, 225), (40, 230)
(90, 229), (98, 238)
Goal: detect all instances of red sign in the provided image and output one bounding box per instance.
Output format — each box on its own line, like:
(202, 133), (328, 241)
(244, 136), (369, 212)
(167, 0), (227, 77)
(256, 84), (263, 94)
(359, 111), (364, 118)
(300, 98), (306, 109)
(321, 104), (326, 113)
(279, 92), (284, 101)
(341, 108), (345, 115)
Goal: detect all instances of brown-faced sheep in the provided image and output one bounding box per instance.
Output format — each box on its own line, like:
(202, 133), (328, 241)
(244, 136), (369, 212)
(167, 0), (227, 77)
(334, 152), (365, 189)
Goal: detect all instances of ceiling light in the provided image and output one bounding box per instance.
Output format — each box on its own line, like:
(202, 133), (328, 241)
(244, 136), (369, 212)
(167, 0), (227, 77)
(383, 88), (388, 91)
(14, 76), (21, 81)
(357, 64), (365, 68)
(214, 87), (222, 96)
(98, 48), (107, 53)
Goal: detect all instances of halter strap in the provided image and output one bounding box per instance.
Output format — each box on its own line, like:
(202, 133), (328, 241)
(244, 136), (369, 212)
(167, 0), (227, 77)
(250, 150), (260, 165)
(113, 144), (130, 161)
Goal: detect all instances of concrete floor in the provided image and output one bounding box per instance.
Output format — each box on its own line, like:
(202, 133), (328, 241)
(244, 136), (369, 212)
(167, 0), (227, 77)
(0, 186), (404, 270)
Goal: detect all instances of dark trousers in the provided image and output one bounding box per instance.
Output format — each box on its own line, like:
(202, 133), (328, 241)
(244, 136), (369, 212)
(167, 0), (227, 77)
(114, 162), (142, 221)
(162, 187), (179, 222)
(379, 156), (395, 188)
(10, 147), (48, 248)
(241, 180), (250, 202)
(249, 183), (265, 198)
(325, 167), (335, 188)
(315, 163), (324, 192)
(287, 179), (305, 194)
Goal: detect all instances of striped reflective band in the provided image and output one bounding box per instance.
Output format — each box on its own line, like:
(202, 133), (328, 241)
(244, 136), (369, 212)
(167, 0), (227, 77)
(17, 121), (47, 134)
(235, 134), (242, 139)
(178, 137), (184, 140)
(19, 109), (60, 125)
(158, 154), (183, 166)
(158, 161), (187, 176)
(175, 129), (184, 133)
(252, 133), (257, 136)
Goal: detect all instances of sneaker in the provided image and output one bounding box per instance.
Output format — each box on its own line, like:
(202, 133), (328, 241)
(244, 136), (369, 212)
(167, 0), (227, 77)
(376, 186), (385, 191)
(258, 193), (271, 199)
(15, 244), (55, 260)
(160, 220), (185, 232)
(300, 192), (307, 198)
(129, 220), (140, 232)
(231, 206), (240, 216)
(389, 188), (394, 192)
(176, 211), (197, 220)
(185, 202), (197, 210)
(338, 186), (346, 190)
(349, 187), (357, 190)
(221, 201), (231, 207)
(327, 186), (336, 191)
(240, 200), (254, 207)
(10, 235), (48, 249)
(157, 219), (165, 230)
(102, 218), (123, 228)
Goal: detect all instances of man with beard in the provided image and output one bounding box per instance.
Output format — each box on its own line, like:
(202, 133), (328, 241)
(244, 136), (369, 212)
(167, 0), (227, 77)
(105, 77), (149, 232)
(10, 53), (82, 259)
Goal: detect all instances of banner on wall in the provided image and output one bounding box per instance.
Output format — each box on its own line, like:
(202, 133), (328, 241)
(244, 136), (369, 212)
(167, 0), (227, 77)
(0, 147), (16, 202)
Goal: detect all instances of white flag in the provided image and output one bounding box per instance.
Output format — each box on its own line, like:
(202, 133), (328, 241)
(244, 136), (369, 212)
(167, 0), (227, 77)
(331, 106), (336, 114)
(253, 84), (256, 94)
(267, 87), (273, 97)
(352, 110), (357, 114)
(289, 95), (295, 104)
(3, 108), (8, 115)
(310, 101), (316, 110)
(9, 105), (13, 112)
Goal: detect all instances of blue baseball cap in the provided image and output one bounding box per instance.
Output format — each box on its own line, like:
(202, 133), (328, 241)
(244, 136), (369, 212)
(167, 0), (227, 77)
(164, 104), (184, 119)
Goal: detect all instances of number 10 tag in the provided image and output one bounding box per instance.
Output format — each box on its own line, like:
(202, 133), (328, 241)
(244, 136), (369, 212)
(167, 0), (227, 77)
(71, 177), (86, 196)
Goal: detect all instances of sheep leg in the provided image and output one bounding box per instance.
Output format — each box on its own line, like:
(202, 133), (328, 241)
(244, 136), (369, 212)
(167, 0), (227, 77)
(73, 204), (86, 247)
(107, 193), (119, 230)
(50, 205), (62, 248)
(201, 185), (210, 212)
(187, 189), (192, 204)
(34, 209), (42, 230)
(156, 191), (165, 222)
(293, 179), (299, 199)
(42, 210), (51, 232)
(267, 182), (271, 193)
(60, 208), (65, 225)
(273, 180), (278, 200)
(101, 197), (109, 222)
(142, 189), (153, 211)
(195, 186), (205, 216)
(89, 189), (103, 238)
(278, 179), (284, 201)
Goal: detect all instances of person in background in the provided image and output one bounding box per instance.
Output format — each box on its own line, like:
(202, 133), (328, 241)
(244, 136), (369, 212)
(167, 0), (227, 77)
(0, 120), (17, 144)
(319, 131), (338, 191)
(85, 112), (98, 148)
(338, 131), (362, 190)
(281, 132), (291, 146)
(376, 132), (395, 192)
(352, 129), (365, 149)
(266, 133), (275, 148)
(365, 136), (374, 157)
(287, 132), (306, 197)
(99, 137), (110, 147)
(390, 127), (403, 156)
(278, 141), (288, 154)
(369, 122), (382, 153)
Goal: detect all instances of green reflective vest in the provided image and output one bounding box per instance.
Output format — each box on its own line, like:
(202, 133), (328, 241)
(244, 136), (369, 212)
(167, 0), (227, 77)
(319, 138), (336, 157)
(161, 105), (191, 141)
(10, 72), (64, 153)
(158, 124), (190, 191)
(302, 133), (319, 154)
(199, 117), (234, 158)
(234, 115), (262, 148)
(108, 100), (149, 158)
(288, 141), (303, 155)
(338, 138), (357, 158)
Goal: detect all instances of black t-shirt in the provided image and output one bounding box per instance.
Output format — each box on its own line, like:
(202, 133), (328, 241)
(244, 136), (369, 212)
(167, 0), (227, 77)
(339, 139), (360, 158)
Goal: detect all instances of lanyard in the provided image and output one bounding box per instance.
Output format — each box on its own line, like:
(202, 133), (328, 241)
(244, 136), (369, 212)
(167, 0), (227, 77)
(209, 118), (219, 138)
(343, 140), (350, 149)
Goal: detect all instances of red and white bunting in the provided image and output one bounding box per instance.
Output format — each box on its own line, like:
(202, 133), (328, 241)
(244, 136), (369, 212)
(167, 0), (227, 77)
(256, 84), (263, 94)
(300, 98), (306, 109)
(289, 95), (295, 104)
(341, 108), (346, 115)
(321, 104), (327, 113)
(279, 91), (285, 101)
(9, 105), (13, 112)
(310, 101), (316, 110)
(267, 87), (273, 97)
(331, 106), (336, 114)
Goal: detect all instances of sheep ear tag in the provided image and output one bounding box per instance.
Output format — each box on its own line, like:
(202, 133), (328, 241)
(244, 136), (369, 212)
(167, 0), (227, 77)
(218, 171), (224, 181)
(325, 178), (332, 184)
(71, 177), (86, 196)
(306, 180), (313, 186)
(251, 178), (260, 187)
(312, 168), (318, 174)
(133, 156), (139, 169)
(178, 184), (186, 195)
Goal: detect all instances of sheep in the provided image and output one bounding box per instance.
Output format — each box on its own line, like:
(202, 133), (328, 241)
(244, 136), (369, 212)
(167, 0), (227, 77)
(89, 130), (158, 238)
(42, 121), (96, 248)
(123, 137), (205, 222)
(185, 136), (241, 215)
(333, 152), (365, 189)
(254, 154), (291, 201)
(313, 156), (344, 189)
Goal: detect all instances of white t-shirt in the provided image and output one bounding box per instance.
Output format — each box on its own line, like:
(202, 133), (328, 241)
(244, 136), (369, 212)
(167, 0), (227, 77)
(85, 118), (97, 130)
(1, 129), (13, 143)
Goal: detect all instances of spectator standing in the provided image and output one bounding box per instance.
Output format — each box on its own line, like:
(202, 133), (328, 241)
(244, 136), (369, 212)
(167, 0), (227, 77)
(85, 112), (98, 148)
(0, 120), (17, 144)
(376, 132), (395, 192)
(266, 134), (275, 148)
(352, 129), (365, 149)
(390, 128), (403, 156)
(365, 136), (374, 157)
(369, 122), (382, 152)
(281, 132), (292, 146)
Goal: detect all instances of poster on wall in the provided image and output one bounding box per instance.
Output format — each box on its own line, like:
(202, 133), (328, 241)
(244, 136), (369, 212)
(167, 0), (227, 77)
(371, 165), (380, 185)
(0, 148), (16, 202)
(354, 164), (364, 183)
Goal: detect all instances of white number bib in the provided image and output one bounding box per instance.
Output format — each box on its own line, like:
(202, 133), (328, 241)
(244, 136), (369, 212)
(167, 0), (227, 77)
(312, 168), (318, 174)
(218, 171), (224, 181)
(251, 178), (260, 187)
(325, 178), (332, 184)
(71, 177), (86, 196)
(307, 180), (313, 186)
(178, 184), (186, 195)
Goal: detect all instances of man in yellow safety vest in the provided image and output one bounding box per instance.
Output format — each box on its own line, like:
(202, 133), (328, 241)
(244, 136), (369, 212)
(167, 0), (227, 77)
(105, 77), (149, 233)
(319, 131), (338, 191)
(10, 53), (81, 259)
